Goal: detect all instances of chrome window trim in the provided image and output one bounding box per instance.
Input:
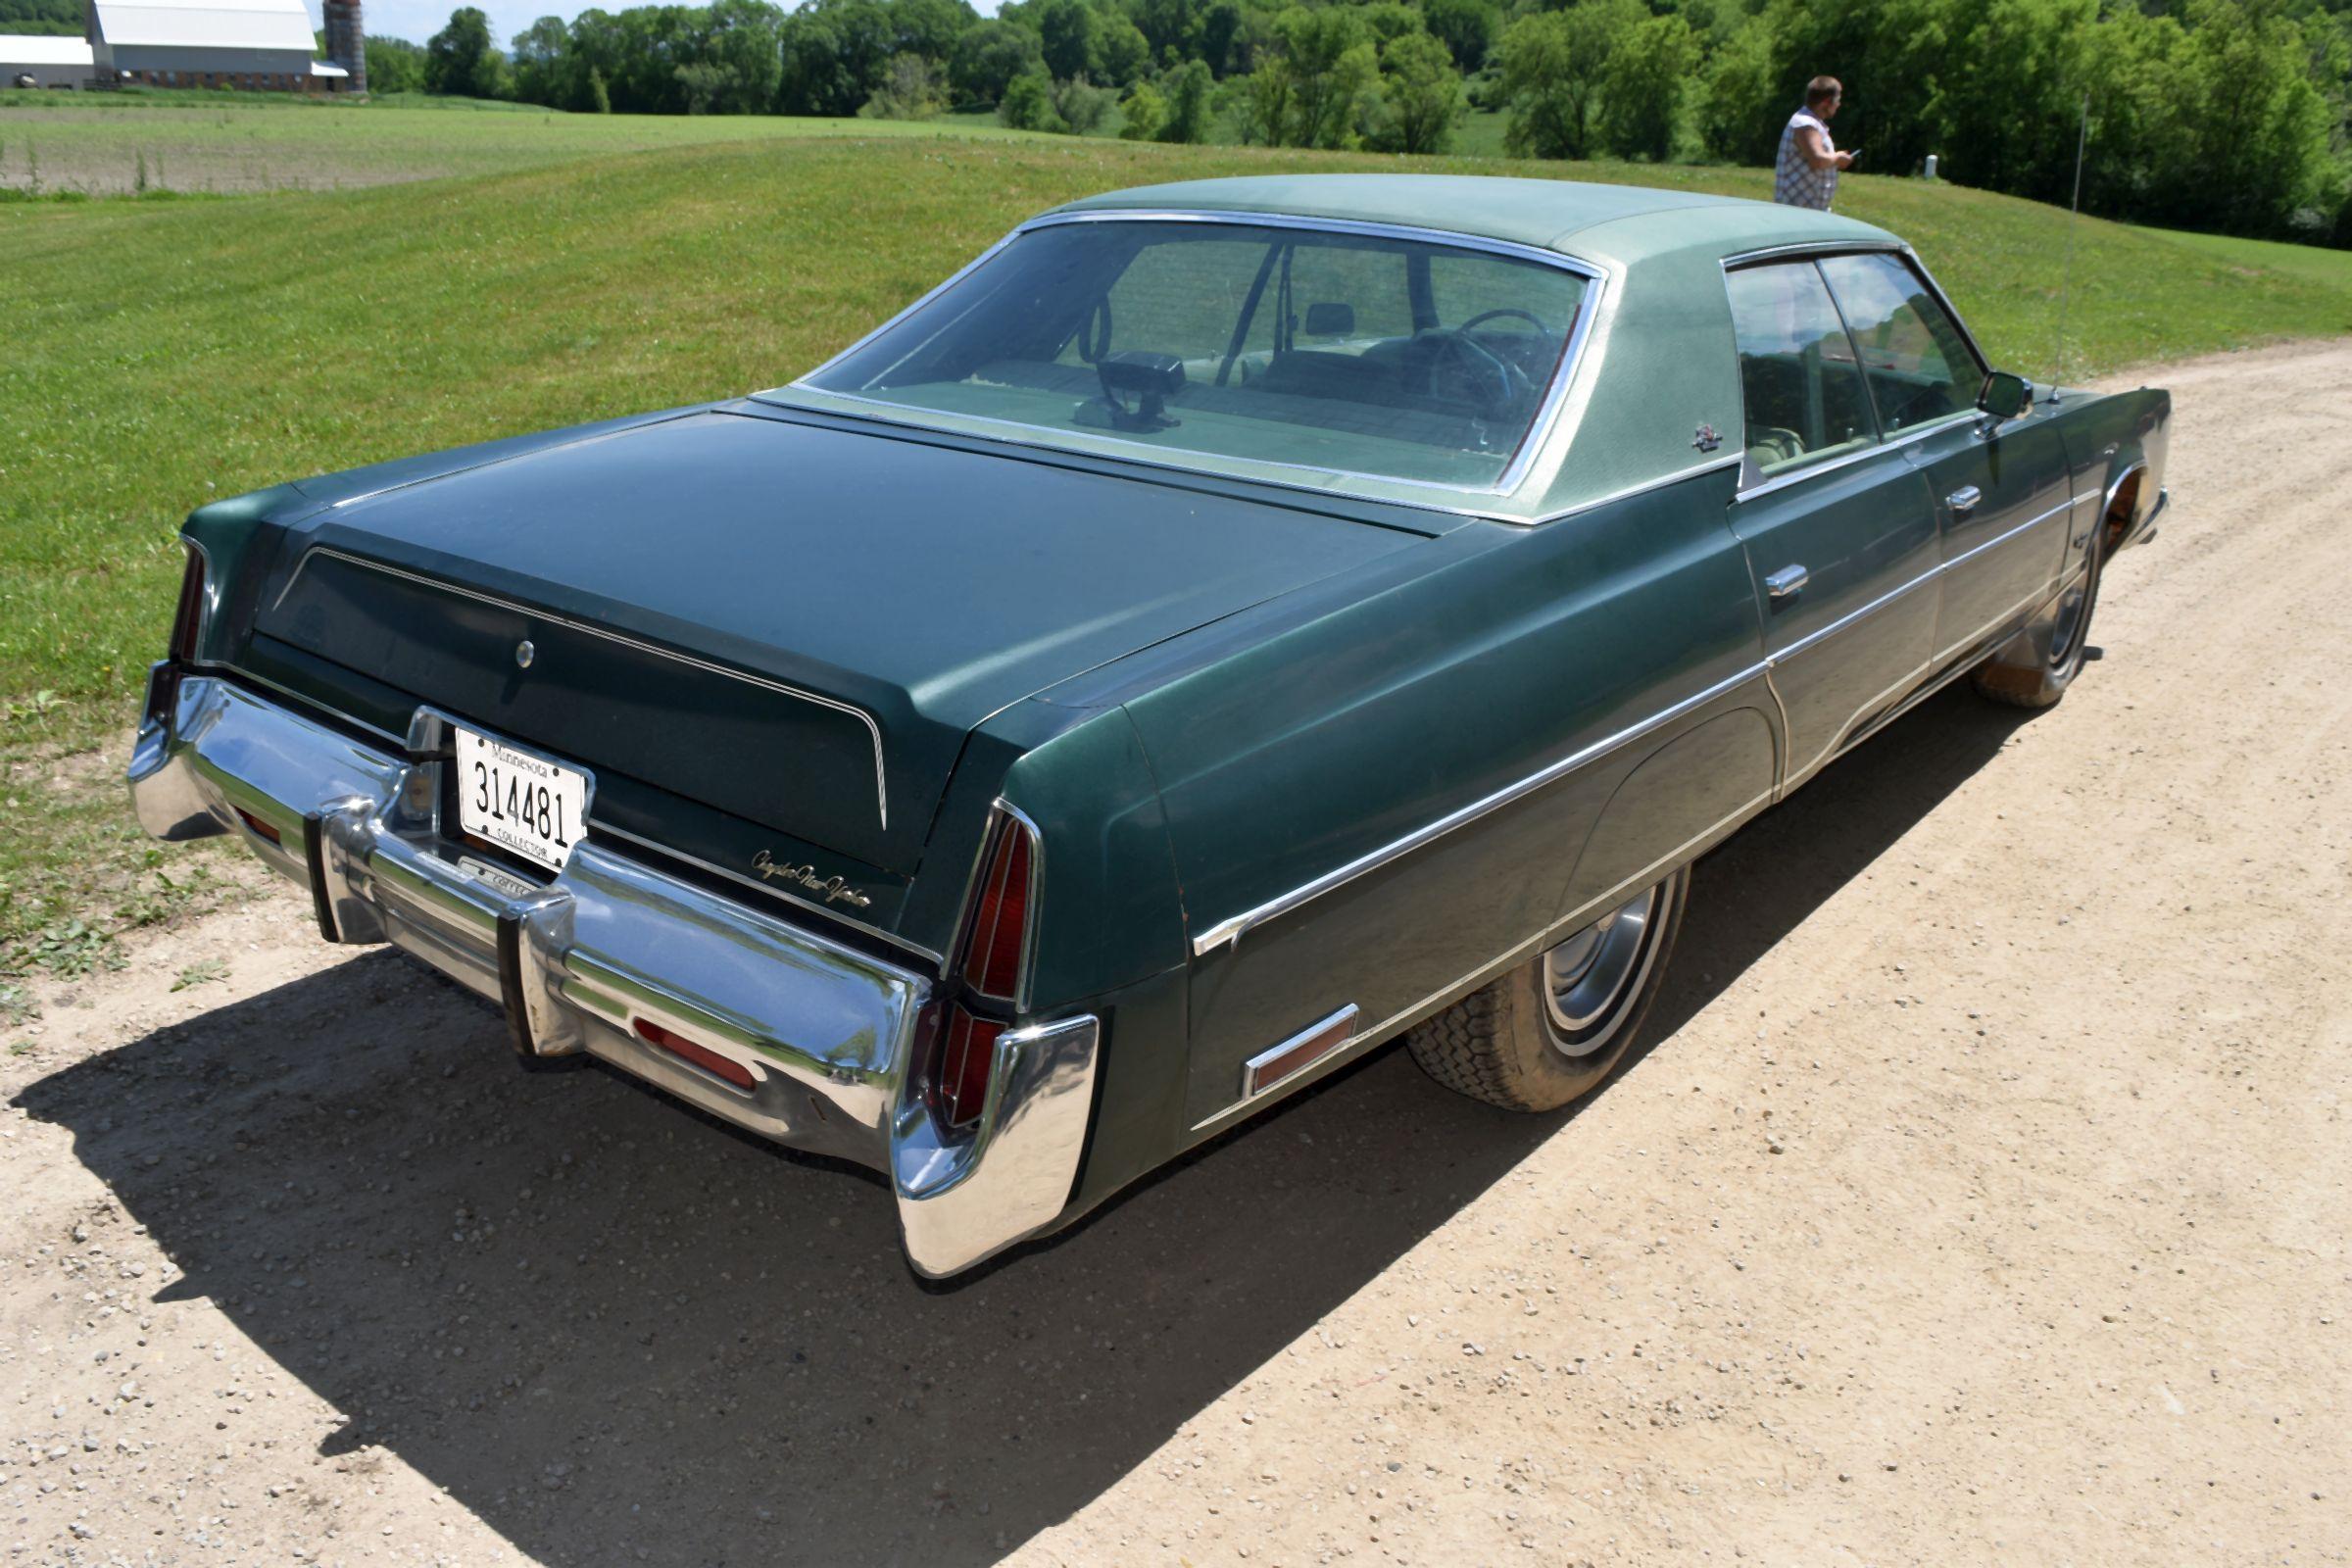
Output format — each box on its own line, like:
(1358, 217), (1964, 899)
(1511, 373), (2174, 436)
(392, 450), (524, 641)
(1720, 243), (1994, 505)
(1189, 658), (1770, 956)
(1189, 485), (2101, 957)
(1732, 411), (1975, 504)
(771, 208), (1609, 506)
(1530, 453), (1743, 525)
(274, 546), (892, 829)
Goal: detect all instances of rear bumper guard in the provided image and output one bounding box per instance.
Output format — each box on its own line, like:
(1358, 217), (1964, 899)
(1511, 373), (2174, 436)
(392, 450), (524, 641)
(127, 672), (1096, 1277)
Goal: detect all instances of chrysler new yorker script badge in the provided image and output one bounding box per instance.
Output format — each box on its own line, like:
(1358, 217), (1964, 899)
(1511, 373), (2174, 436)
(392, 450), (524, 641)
(752, 851), (874, 908)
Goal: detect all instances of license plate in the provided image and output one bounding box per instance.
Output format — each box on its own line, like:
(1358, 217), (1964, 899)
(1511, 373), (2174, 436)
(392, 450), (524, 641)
(452, 725), (588, 874)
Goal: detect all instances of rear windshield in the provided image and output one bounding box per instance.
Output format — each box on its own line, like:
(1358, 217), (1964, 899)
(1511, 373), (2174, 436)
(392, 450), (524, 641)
(801, 220), (1592, 490)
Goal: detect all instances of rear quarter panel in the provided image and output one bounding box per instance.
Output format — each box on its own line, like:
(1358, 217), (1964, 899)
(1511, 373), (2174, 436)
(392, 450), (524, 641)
(1119, 469), (1778, 1134)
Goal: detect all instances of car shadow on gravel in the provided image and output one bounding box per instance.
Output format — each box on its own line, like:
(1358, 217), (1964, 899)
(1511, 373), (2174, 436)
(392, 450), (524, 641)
(15, 681), (2034, 1567)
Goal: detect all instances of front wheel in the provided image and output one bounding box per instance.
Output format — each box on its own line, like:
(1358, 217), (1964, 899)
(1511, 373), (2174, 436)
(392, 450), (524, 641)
(1405, 867), (1689, 1112)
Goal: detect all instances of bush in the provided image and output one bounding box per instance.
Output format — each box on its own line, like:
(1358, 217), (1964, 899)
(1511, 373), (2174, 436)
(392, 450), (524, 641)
(1160, 58), (1214, 143)
(998, 66), (1062, 130)
(1119, 79), (1167, 140)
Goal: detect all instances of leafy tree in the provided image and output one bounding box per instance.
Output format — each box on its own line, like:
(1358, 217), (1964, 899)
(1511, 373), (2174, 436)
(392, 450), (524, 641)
(1195, 0), (1244, 74)
(1272, 6), (1380, 147)
(1597, 12), (1698, 161)
(1121, 78), (1169, 136)
(365, 34), (428, 94)
(779, 0), (898, 115)
(1695, 11), (1781, 165)
(1161, 56), (1216, 138)
(1036, 0), (1101, 78)
(951, 19), (1045, 105)
(1375, 27), (1464, 152)
(860, 50), (949, 115)
(890, 0), (977, 62)
(999, 65), (1064, 126)
(1235, 57), (1293, 142)
(1099, 15), (1153, 83)
(1421, 0), (1498, 72)
(1134, 0), (1202, 63)
(425, 7), (507, 97)
(1496, 0), (1642, 160)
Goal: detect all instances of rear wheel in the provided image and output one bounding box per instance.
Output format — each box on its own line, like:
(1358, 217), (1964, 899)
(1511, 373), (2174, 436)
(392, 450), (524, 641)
(1406, 867), (1689, 1112)
(1972, 530), (2102, 709)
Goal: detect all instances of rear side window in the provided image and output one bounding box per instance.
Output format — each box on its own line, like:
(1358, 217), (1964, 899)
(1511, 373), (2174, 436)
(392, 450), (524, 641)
(1724, 262), (1877, 478)
(1817, 253), (1982, 432)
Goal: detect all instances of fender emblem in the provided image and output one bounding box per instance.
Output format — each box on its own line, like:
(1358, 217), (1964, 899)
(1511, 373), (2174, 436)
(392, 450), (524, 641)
(752, 850), (873, 908)
(1691, 424), (1723, 454)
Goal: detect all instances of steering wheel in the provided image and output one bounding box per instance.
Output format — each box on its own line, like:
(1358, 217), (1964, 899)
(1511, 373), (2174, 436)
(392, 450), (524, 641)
(1456, 308), (1549, 338)
(1747, 426), (1807, 466)
(1427, 327), (1532, 415)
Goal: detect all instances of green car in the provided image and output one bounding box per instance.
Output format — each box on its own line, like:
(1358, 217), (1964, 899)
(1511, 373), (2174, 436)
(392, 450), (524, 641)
(128, 175), (2170, 1277)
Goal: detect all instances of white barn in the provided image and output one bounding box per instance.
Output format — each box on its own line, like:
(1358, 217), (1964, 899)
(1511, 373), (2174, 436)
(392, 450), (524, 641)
(3, 33), (96, 86)
(87, 0), (364, 92)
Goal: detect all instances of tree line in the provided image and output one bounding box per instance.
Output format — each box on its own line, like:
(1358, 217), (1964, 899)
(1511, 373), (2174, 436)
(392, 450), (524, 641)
(369, 0), (2352, 246)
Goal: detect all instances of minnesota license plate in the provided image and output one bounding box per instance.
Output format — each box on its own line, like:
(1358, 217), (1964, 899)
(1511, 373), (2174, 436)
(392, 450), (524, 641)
(452, 725), (587, 874)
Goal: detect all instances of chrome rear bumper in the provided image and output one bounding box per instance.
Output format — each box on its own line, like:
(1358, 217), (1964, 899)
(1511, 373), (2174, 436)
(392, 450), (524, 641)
(127, 672), (1096, 1277)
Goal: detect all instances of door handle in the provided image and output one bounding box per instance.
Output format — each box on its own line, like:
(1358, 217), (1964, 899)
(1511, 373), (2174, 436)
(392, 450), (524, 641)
(1946, 485), (1984, 516)
(1764, 564), (1808, 602)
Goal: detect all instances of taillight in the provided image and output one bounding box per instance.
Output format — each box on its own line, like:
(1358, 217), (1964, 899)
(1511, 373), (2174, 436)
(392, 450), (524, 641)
(932, 1006), (1003, 1128)
(169, 546), (207, 662)
(923, 808), (1039, 1131)
(961, 813), (1034, 1002)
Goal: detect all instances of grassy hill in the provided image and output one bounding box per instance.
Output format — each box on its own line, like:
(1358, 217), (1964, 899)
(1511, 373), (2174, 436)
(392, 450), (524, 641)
(3, 127), (2349, 965)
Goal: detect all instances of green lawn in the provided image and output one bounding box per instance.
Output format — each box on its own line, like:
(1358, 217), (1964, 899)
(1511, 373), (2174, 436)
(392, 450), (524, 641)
(3, 122), (2348, 977)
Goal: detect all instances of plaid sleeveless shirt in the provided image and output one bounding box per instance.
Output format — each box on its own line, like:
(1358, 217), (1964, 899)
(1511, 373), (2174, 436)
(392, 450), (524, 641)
(1774, 110), (1838, 210)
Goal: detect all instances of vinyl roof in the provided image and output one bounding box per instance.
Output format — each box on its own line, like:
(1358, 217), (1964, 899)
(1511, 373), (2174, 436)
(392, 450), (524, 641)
(91, 0), (317, 52)
(1050, 174), (1897, 266)
(0, 33), (95, 64)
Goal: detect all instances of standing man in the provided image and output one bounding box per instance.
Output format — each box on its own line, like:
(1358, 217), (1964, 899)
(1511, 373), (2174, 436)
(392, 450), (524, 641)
(1774, 76), (1859, 211)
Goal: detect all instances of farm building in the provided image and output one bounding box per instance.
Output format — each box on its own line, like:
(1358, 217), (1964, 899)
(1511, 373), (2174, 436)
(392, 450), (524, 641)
(77, 0), (368, 92)
(3, 32), (95, 86)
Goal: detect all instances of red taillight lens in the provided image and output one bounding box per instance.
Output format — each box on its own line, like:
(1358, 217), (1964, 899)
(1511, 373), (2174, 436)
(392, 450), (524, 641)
(169, 547), (207, 663)
(933, 1005), (1003, 1129)
(633, 1017), (755, 1092)
(961, 816), (1033, 1002)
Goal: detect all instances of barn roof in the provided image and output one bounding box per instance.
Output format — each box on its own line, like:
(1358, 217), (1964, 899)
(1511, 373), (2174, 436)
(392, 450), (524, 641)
(91, 0), (317, 52)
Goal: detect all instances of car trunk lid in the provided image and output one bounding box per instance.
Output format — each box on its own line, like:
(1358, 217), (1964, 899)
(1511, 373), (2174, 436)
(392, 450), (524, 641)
(253, 410), (1423, 874)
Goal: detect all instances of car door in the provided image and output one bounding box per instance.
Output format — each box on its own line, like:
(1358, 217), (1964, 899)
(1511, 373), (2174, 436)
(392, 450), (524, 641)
(1723, 258), (1942, 790)
(1815, 252), (2079, 662)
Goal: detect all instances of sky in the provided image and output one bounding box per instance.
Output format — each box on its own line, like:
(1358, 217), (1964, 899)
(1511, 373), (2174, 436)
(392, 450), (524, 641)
(336, 0), (1003, 53)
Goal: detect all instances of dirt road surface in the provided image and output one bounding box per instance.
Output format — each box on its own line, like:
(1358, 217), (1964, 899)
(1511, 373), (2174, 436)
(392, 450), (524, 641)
(5, 340), (2348, 1567)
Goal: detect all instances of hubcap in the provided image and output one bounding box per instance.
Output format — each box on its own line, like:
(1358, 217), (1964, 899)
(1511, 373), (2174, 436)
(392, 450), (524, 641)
(1542, 881), (1666, 1054)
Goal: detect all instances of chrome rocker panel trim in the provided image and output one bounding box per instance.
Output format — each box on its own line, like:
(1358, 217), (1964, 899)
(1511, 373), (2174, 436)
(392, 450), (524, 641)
(126, 674), (1096, 1278)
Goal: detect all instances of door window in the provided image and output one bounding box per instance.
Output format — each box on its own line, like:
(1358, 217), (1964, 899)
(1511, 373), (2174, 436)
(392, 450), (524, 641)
(1816, 253), (1982, 433)
(1724, 263), (1878, 478)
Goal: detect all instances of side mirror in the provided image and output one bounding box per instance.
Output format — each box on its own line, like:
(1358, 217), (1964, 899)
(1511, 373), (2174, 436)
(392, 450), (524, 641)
(1977, 369), (2034, 421)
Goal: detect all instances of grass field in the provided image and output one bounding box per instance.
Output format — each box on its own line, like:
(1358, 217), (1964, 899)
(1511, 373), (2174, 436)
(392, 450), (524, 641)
(4, 116), (2350, 985)
(0, 94), (1034, 193)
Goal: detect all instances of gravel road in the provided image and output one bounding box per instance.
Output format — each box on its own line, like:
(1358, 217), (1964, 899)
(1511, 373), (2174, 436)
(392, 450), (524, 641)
(4, 339), (2348, 1567)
